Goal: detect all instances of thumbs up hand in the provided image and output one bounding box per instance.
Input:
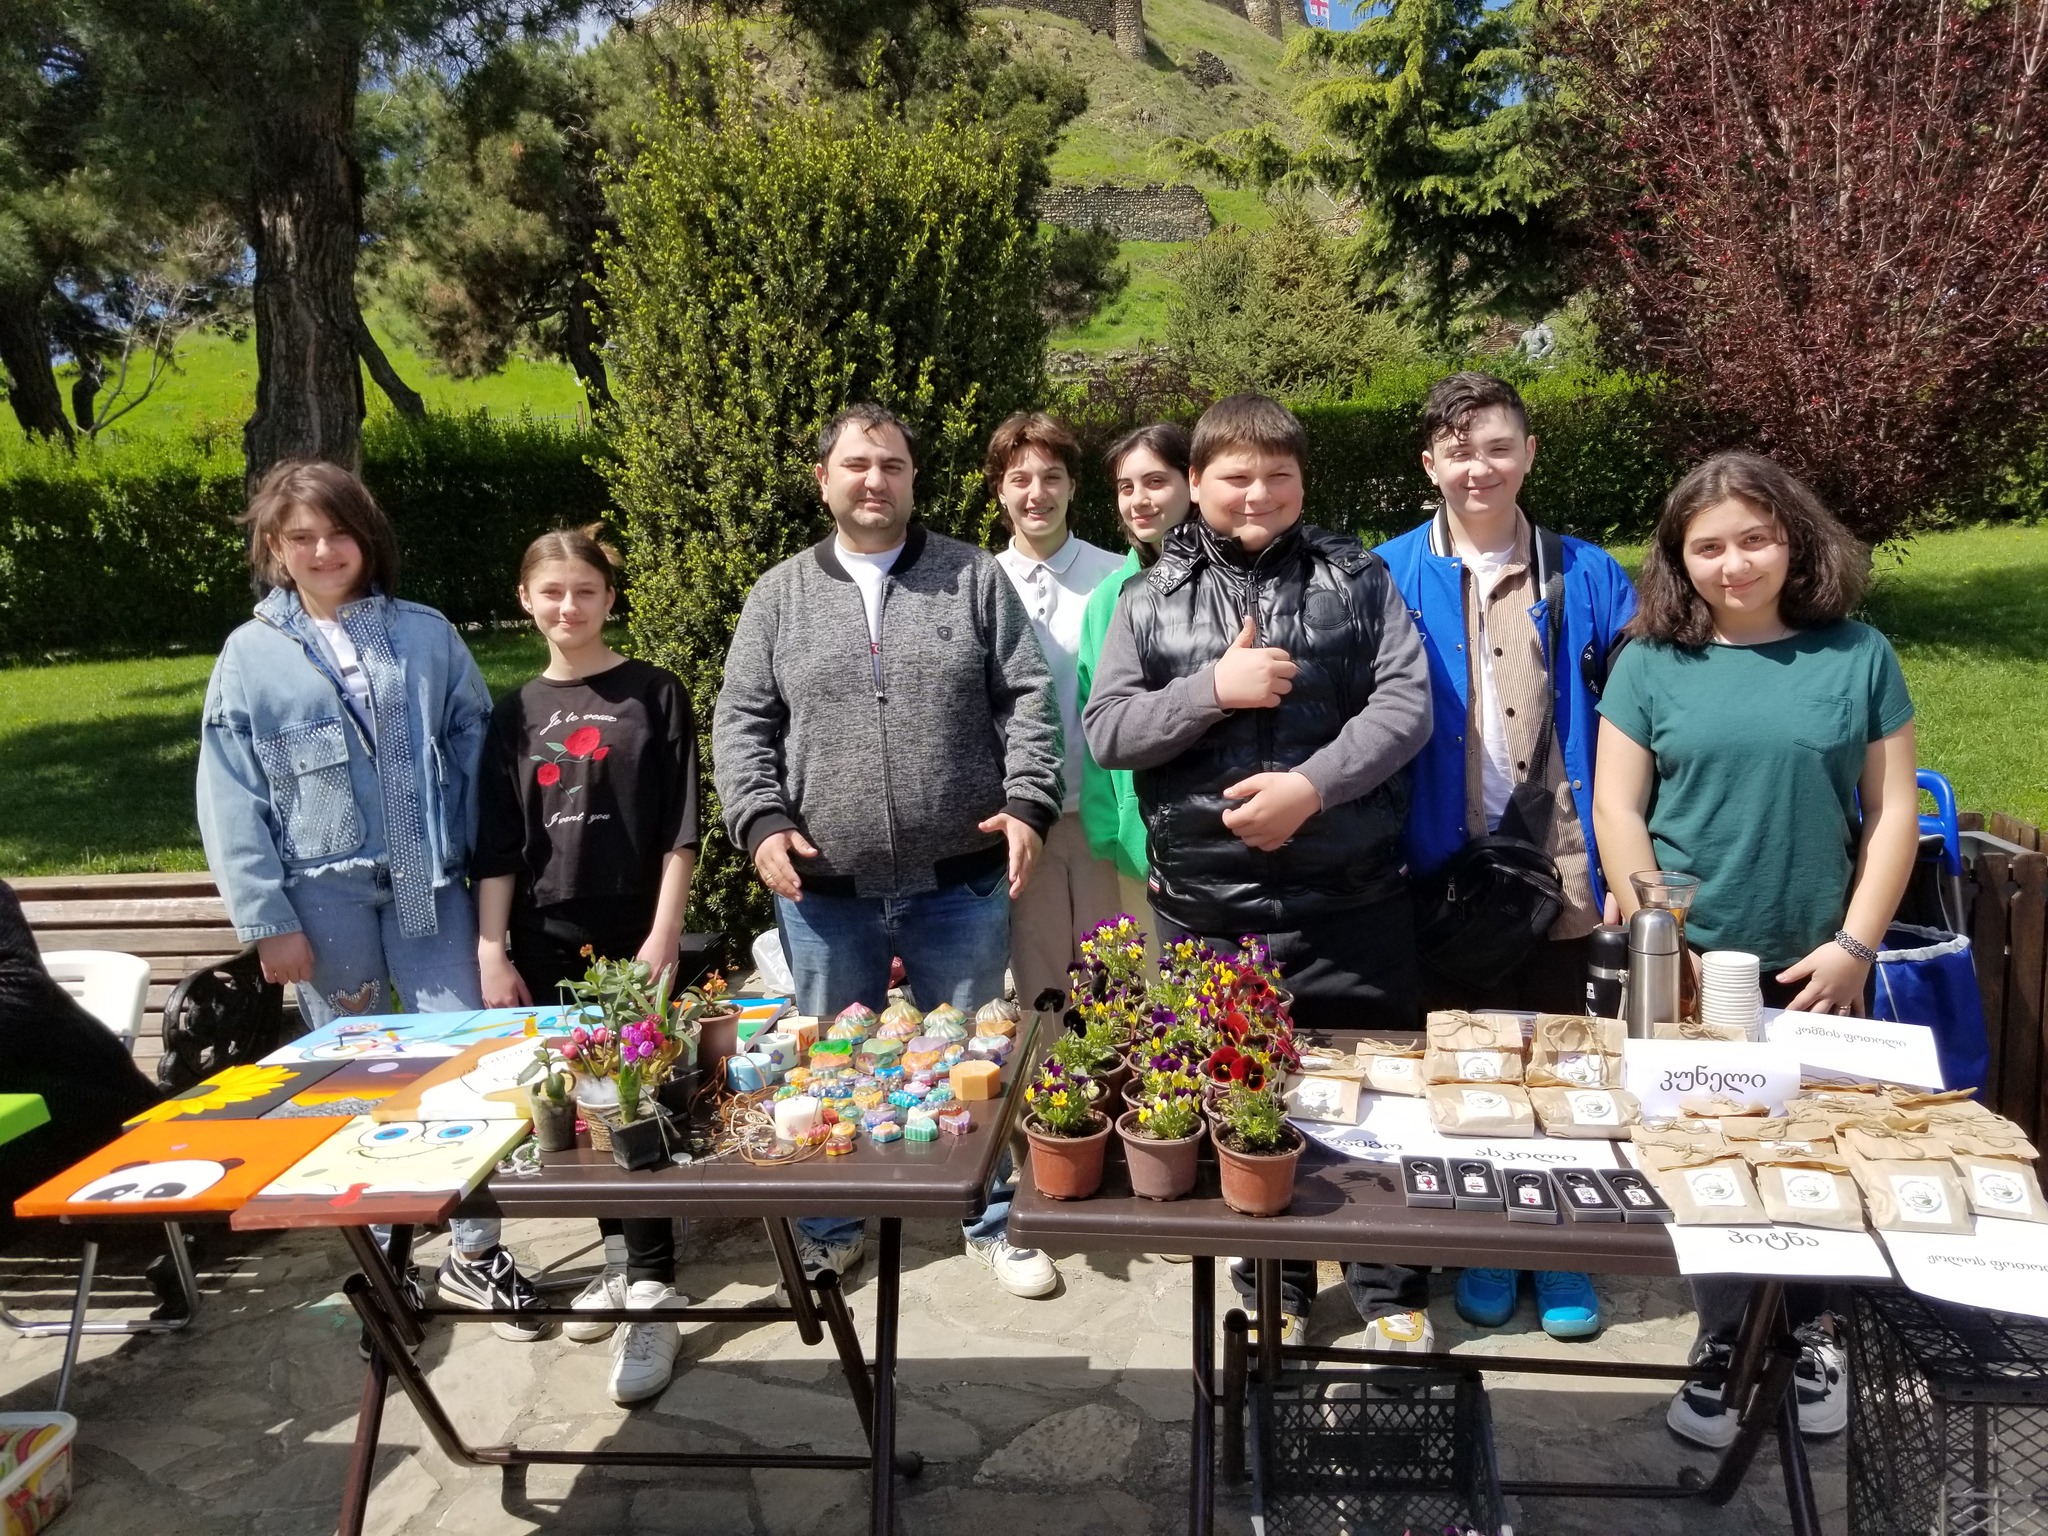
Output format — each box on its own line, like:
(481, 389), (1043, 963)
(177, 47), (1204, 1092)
(1212, 612), (1297, 710)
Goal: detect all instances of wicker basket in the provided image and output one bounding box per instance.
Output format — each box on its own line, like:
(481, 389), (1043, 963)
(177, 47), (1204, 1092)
(576, 1095), (656, 1153)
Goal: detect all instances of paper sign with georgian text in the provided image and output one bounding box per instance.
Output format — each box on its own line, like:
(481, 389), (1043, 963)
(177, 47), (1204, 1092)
(1763, 1009), (1945, 1090)
(1291, 1092), (1620, 1171)
(1879, 1218), (2048, 1319)
(1662, 1223), (1894, 1279)
(1621, 1038), (1802, 1119)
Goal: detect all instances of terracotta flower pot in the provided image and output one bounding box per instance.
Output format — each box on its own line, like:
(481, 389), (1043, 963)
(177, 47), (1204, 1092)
(528, 1089), (578, 1152)
(1214, 1125), (1305, 1217)
(1091, 1054), (1133, 1109)
(695, 1008), (742, 1068)
(1024, 1111), (1112, 1201)
(1116, 1109), (1204, 1202)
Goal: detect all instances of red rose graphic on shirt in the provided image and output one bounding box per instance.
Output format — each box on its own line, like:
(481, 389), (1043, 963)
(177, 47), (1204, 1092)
(563, 726), (602, 758)
(593, 746), (609, 760)
(536, 761), (561, 787)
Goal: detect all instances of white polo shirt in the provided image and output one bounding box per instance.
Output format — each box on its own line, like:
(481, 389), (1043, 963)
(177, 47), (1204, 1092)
(996, 532), (1126, 813)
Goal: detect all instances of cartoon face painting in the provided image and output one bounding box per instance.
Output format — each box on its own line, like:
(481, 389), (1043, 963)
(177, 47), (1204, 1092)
(70, 1157), (244, 1204)
(13, 1119), (345, 1220)
(230, 1114), (533, 1230)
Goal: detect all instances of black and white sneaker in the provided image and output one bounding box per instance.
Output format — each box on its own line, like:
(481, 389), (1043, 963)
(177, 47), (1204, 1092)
(437, 1246), (548, 1341)
(357, 1264), (427, 1361)
(1667, 1340), (1739, 1449)
(1795, 1318), (1849, 1437)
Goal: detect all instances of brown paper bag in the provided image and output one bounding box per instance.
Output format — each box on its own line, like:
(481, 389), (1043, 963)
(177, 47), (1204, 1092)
(1678, 1091), (1770, 1120)
(1854, 1158), (1974, 1234)
(1530, 1086), (1641, 1138)
(1528, 1015), (1624, 1088)
(1956, 1155), (2048, 1223)
(1646, 1158), (1770, 1225)
(1423, 1046), (1525, 1086)
(1351, 1039), (1427, 1097)
(1425, 1011), (1524, 1054)
(1650, 1019), (1751, 1042)
(1938, 1124), (2042, 1164)
(1722, 1116), (1836, 1164)
(1839, 1125), (1951, 1166)
(1755, 1161), (1866, 1231)
(1426, 1082), (1537, 1138)
(1630, 1120), (1732, 1170)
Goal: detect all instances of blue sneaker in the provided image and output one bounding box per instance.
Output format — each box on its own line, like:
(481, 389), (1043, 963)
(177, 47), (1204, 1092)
(1454, 1268), (1518, 1328)
(1535, 1270), (1601, 1340)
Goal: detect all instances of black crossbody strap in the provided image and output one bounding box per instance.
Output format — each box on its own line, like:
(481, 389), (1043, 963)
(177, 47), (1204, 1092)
(1525, 526), (1566, 787)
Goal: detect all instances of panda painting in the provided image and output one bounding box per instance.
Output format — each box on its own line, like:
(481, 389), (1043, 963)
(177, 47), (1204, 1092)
(12, 1119), (345, 1219)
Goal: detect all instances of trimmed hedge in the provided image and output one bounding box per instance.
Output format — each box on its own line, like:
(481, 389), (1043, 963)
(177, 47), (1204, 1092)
(0, 413), (610, 658)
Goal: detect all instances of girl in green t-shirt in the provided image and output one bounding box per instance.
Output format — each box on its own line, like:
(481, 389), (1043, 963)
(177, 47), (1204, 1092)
(1074, 424), (1193, 937)
(1592, 449), (1919, 1452)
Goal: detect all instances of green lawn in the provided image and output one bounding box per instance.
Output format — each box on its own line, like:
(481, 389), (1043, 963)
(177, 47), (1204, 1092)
(4, 526), (2045, 878)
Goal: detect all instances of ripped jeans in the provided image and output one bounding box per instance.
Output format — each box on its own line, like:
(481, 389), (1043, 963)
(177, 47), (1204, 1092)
(290, 863), (500, 1254)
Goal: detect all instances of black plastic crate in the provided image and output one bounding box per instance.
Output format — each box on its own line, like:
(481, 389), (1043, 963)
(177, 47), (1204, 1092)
(1251, 1368), (1509, 1536)
(1849, 1287), (2048, 1535)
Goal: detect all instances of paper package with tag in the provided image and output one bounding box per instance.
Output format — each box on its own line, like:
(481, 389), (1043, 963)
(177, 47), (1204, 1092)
(1645, 1156), (1770, 1226)
(1954, 1156), (2048, 1223)
(1650, 1018), (1751, 1042)
(1530, 1086), (1641, 1138)
(1528, 1015), (1624, 1089)
(1426, 1082), (1537, 1138)
(1854, 1157), (1974, 1235)
(1349, 1038), (1427, 1097)
(1753, 1158), (1867, 1231)
(1630, 1120), (1732, 1171)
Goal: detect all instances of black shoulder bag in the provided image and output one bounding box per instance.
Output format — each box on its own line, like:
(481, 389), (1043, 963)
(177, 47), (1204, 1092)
(1413, 528), (1569, 990)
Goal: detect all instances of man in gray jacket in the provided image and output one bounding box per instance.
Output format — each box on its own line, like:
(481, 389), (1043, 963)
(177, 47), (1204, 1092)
(714, 401), (1066, 1298)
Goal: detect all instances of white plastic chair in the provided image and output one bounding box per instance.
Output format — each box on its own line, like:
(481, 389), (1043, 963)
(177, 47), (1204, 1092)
(38, 950), (151, 1053)
(3, 948), (199, 1408)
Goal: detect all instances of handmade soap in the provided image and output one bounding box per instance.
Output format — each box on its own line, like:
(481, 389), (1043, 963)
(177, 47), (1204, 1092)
(826, 1122), (858, 1156)
(790, 1017), (820, 1053)
(869, 1121), (903, 1144)
(809, 1040), (854, 1072)
(861, 1105), (902, 1130)
(938, 1042), (967, 1069)
(950, 1060), (1001, 1101)
(826, 1017), (870, 1043)
(921, 1003), (968, 1041)
(903, 1036), (947, 1073)
(833, 1002), (877, 1035)
(937, 1108), (974, 1136)
(966, 1034), (1013, 1065)
(877, 1000), (923, 1036)
(773, 1097), (820, 1141)
(925, 1084), (955, 1106)
(974, 999), (1021, 1038)
(858, 1037), (904, 1068)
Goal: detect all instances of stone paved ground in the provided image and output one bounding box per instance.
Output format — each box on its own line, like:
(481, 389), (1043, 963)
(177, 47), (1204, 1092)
(0, 1218), (1846, 1535)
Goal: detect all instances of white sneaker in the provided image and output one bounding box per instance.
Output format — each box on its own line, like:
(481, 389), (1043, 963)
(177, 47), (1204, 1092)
(608, 1281), (685, 1405)
(565, 1270), (628, 1342)
(1359, 1309), (1435, 1353)
(966, 1232), (1058, 1298)
(773, 1233), (865, 1305)
(1795, 1320), (1849, 1438)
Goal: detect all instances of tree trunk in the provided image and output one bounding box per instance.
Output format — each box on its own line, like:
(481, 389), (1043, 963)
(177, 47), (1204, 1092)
(241, 12), (367, 491)
(1113, 0), (1146, 60)
(1243, 0), (1284, 39)
(354, 309), (426, 419)
(0, 285), (74, 444)
(562, 269), (613, 413)
(71, 355), (102, 434)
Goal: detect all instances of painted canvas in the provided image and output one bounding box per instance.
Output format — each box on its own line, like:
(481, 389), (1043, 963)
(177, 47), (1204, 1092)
(364, 1038), (548, 1123)
(261, 1007), (582, 1065)
(14, 1119), (345, 1220)
(263, 1051), (461, 1120)
(231, 1115), (531, 1229)
(124, 1060), (346, 1127)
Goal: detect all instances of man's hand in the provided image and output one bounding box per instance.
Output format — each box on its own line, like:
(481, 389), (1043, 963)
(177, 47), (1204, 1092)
(1212, 614), (1297, 710)
(1777, 939), (1872, 1016)
(258, 931), (316, 986)
(478, 944), (532, 1009)
(755, 829), (818, 902)
(978, 811), (1044, 897)
(1220, 771), (1322, 851)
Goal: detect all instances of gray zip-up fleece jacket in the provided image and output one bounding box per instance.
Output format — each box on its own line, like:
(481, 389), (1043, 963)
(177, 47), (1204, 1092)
(713, 525), (1063, 899)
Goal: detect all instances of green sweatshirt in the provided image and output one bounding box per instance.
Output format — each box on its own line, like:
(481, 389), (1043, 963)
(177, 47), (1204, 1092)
(1074, 548), (1149, 881)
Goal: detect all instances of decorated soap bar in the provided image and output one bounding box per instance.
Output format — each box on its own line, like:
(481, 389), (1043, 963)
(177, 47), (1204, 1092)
(903, 1036), (947, 1073)
(790, 1017), (820, 1053)
(875, 1064), (905, 1087)
(852, 1086), (886, 1112)
(810, 1039), (854, 1065)
(904, 1116), (939, 1143)
(858, 1037), (904, 1068)
(827, 1018), (870, 1043)
(921, 1003), (969, 1041)
(833, 1003), (878, 1036)
(862, 1104), (903, 1129)
(974, 999), (1021, 1037)
(785, 1067), (813, 1091)
(877, 1000), (924, 1038)
(950, 1060), (1001, 1101)
(938, 1042), (967, 1069)
(937, 1108), (974, 1136)
(869, 1120), (903, 1144)
(966, 1034), (1013, 1065)
(826, 1122), (858, 1155)
(925, 1085), (954, 1107)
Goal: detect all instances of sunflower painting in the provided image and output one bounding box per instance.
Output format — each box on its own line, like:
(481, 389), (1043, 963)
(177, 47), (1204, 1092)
(125, 1061), (346, 1127)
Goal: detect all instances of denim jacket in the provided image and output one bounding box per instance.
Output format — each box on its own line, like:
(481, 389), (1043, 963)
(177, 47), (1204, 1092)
(197, 587), (491, 942)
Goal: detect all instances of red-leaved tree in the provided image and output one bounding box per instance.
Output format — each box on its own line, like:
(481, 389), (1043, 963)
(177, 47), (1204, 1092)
(1551, 0), (2048, 540)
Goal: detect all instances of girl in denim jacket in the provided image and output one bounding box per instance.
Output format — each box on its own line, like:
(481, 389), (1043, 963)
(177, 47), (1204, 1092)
(196, 459), (543, 1338)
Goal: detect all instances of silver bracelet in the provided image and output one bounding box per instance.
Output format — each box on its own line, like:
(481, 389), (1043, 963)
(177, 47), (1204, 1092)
(1833, 929), (1879, 963)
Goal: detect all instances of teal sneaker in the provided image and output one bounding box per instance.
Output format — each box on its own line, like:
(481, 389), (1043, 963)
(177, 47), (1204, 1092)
(1454, 1267), (1518, 1329)
(1535, 1270), (1601, 1340)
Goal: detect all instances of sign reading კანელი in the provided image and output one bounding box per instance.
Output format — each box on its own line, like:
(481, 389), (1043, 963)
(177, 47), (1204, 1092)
(1763, 1009), (1945, 1090)
(1621, 1038), (1801, 1119)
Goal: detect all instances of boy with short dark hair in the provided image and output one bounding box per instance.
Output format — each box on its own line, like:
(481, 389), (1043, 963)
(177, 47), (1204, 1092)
(1084, 392), (1434, 1349)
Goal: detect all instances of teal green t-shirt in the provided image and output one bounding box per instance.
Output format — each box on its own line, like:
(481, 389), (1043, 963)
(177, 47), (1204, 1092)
(1597, 620), (1914, 971)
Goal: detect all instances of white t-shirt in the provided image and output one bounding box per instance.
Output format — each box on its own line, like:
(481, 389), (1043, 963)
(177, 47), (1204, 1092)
(837, 541), (903, 690)
(1463, 542), (1517, 826)
(311, 616), (375, 741)
(995, 534), (1127, 813)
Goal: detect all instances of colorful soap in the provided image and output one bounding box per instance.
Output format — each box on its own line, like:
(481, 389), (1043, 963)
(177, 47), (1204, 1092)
(950, 1060), (1001, 1101)
(920, 1003), (969, 1042)
(937, 1108), (974, 1136)
(903, 1036), (947, 1073)
(869, 1120), (904, 1144)
(974, 999), (1021, 1038)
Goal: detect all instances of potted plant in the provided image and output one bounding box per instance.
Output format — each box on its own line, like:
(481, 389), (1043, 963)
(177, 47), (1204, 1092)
(679, 971), (740, 1068)
(516, 1041), (578, 1151)
(1117, 1059), (1206, 1202)
(561, 952), (688, 1169)
(1022, 1058), (1112, 1200)
(1210, 1082), (1305, 1217)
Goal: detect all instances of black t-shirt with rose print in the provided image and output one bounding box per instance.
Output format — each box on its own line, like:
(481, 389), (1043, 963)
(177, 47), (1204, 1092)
(475, 659), (701, 915)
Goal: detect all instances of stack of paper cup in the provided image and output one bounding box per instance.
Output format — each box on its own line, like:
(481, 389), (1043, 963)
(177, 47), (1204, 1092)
(1699, 951), (1763, 1038)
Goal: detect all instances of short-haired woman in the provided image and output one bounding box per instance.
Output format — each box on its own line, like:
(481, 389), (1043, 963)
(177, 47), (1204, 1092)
(197, 459), (544, 1343)
(1593, 449), (1920, 1451)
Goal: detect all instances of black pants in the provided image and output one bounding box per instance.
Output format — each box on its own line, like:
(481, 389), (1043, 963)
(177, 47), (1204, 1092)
(1165, 891), (1423, 1321)
(1420, 934), (1593, 1017)
(511, 905), (676, 1285)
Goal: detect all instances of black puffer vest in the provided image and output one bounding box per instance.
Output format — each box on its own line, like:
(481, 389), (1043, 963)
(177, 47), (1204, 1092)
(1127, 518), (1409, 934)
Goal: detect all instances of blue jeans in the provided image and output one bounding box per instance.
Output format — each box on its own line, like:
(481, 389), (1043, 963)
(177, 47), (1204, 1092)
(291, 865), (500, 1254)
(777, 871), (1012, 1250)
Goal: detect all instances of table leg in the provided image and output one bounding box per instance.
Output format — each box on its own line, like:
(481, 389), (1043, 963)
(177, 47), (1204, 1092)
(815, 1269), (875, 1438)
(1723, 1280), (1784, 1413)
(336, 1350), (391, 1536)
(766, 1217), (824, 1346)
(53, 1239), (97, 1412)
(1701, 1337), (1800, 1505)
(1189, 1256), (1215, 1536)
(1254, 1260), (1283, 1382)
(334, 1224), (418, 1536)
(1221, 1310), (1249, 1484)
(869, 1217), (902, 1536)
(1775, 1361), (1822, 1536)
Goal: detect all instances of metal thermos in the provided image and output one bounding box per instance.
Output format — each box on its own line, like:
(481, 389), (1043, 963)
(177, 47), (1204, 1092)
(1624, 908), (1681, 1039)
(1585, 925), (1629, 1020)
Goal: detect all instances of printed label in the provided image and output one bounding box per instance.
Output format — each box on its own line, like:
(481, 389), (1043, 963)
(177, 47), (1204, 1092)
(1554, 1052), (1602, 1087)
(1461, 1089), (1509, 1116)
(1782, 1171), (1840, 1210)
(1892, 1174), (1953, 1224)
(1971, 1165), (2031, 1213)
(1566, 1091), (1618, 1124)
(1686, 1168), (1747, 1207)
(1457, 1052), (1503, 1082)
(1373, 1056), (1416, 1080)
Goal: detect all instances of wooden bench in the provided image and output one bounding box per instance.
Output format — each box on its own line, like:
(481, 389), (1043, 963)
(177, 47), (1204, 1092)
(12, 872), (258, 1083)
